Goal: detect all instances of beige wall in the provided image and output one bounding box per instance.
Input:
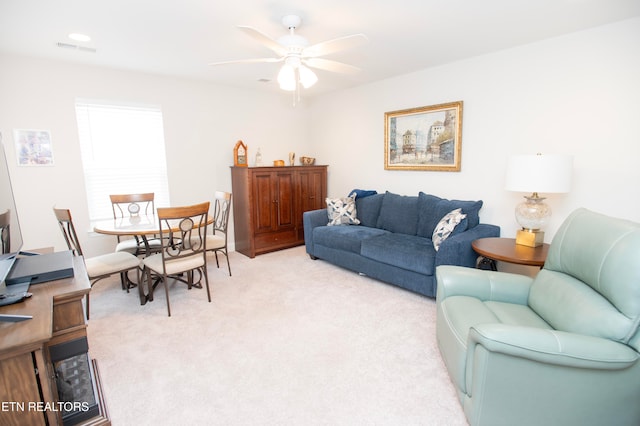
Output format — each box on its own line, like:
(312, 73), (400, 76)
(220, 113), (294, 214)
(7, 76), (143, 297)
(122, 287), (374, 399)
(0, 56), (310, 255)
(309, 17), (640, 242)
(1, 17), (639, 259)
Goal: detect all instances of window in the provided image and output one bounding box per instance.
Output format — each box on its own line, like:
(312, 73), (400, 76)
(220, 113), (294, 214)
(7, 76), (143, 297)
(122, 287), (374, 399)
(75, 99), (170, 221)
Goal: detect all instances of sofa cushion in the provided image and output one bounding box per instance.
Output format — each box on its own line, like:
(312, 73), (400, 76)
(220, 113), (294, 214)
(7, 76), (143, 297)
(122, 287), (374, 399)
(361, 233), (436, 275)
(416, 192), (482, 238)
(432, 208), (467, 251)
(313, 225), (388, 254)
(376, 191), (419, 235)
(326, 195), (360, 226)
(354, 193), (385, 228)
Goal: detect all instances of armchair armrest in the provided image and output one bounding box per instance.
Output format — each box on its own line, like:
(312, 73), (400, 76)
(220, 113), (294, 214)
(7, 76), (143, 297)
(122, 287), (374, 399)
(468, 323), (639, 370)
(436, 223), (500, 268)
(303, 209), (328, 256)
(436, 265), (533, 304)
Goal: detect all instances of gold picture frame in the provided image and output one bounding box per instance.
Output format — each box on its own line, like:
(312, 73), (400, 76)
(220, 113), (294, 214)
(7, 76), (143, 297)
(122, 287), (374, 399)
(384, 101), (463, 171)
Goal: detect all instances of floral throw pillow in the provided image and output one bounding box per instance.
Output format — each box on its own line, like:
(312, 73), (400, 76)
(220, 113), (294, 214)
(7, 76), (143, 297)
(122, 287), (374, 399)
(432, 208), (467, 251)
(326, 195), (361, 226)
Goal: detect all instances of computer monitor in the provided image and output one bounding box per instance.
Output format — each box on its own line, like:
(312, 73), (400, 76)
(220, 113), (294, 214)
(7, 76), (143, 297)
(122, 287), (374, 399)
(0, 136), (24, 290)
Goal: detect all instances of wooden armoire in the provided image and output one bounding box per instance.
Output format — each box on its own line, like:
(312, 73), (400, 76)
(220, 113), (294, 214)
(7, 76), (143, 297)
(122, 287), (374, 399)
(230, 165), (328, 258)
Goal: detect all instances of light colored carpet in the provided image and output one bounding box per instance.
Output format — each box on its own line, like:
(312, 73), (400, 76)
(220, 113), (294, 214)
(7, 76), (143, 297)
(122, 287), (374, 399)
(87, 246), (468, 426)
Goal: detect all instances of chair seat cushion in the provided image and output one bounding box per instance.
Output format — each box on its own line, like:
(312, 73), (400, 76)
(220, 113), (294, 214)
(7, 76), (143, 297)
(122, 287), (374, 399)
(205, 234), (226, 249)
(438, 295), (552, 392)
(116, 237), (163, 254)
(85, 252), (141, 279)
(143, 252), (205, 276)
(360, 233), (436, 275)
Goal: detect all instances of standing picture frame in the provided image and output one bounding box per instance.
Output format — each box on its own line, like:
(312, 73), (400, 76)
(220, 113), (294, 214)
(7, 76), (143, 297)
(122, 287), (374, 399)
(384, 101), (463, 171)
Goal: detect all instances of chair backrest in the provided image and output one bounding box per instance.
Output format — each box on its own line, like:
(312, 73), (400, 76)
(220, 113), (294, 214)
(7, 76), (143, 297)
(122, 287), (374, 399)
(53, 207), (84, 256)
(212, 191), (231, 235)
(529, 208), (640, 350)
(110, 193), (155, 219)
(0, 209), (10, 254)
(156, 202), (210, 267)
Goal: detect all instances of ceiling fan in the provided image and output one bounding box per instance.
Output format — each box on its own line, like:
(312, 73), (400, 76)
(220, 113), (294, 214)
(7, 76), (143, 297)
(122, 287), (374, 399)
(209, 15), (368, 95)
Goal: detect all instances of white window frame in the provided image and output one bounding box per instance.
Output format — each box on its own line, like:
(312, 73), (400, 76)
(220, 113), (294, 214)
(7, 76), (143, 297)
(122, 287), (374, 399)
(75, 99), (170, 221)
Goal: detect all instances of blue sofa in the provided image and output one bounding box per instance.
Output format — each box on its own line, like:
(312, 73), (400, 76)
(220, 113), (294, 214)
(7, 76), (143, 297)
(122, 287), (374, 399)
(303, 191), (500, 297)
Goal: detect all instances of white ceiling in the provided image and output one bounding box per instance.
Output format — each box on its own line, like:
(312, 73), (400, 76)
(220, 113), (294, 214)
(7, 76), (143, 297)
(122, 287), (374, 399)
(1, 0), (639, 97)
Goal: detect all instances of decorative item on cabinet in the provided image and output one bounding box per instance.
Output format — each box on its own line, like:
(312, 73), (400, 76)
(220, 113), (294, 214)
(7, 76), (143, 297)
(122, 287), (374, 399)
(254, 148), (264, 167)
(233, 140), (247, 167)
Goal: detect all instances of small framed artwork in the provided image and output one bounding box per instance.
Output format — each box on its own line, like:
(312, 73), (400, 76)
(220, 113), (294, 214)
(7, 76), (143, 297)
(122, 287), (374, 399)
(384, 101), (463, 171)
(13, 129), (55, 166)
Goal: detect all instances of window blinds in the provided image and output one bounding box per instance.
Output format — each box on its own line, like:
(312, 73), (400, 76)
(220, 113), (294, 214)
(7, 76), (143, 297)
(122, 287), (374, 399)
(75, 100), (170, 221)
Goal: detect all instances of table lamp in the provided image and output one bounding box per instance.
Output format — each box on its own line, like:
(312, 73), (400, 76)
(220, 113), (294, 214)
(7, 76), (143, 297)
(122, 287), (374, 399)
(505, 153), (573, 247)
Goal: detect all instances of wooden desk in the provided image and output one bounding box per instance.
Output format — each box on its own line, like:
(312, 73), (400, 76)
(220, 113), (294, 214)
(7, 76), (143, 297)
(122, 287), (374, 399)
(0, 256), (109, 425)
(472, 237), (550, 270)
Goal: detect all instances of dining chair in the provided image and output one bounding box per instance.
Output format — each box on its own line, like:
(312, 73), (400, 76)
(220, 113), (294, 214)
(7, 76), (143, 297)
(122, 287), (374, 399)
(53, 207), (141, 319)
(205, 191), (232, 276)
(0, 209), (10, 254)
(110, 192), (161, 256)
(141, 202), (211, 316)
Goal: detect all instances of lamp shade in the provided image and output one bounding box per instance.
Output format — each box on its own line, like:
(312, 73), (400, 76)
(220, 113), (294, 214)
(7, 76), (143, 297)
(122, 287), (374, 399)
(277, 64), (296, 91)
(505, 154), (573, 194)
(298, 65), (318, 89)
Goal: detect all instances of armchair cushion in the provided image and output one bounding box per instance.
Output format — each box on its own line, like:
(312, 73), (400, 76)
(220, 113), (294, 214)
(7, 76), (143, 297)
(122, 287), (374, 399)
(529, 208), (640, 348)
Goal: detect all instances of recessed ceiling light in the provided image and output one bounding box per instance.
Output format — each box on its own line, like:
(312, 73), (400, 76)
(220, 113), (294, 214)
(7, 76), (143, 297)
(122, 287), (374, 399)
(68, 33), (91, 42)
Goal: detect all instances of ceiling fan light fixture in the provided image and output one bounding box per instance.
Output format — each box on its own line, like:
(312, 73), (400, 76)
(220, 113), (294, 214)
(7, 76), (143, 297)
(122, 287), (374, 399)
(68, 33), (91, 42)
(277, 64), (296, 91)
(299, 65), (318, 88)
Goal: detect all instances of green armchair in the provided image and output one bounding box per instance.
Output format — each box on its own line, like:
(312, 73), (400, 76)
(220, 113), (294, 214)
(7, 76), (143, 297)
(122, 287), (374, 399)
(436, 208), (640, 426)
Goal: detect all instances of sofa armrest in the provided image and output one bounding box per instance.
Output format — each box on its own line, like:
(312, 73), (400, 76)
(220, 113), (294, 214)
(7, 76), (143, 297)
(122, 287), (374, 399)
(436, 223), (500, 269)
(303, 208), (328, 256)
(436, 265), (533, 304)
(468, 323), (639, 371)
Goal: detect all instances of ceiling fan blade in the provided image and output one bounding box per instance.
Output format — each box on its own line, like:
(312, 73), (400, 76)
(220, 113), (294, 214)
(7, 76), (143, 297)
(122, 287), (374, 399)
(237, 25), (288, 56)
(304, 58), (362, 74)
(208, 57), (283, 66)
(304, 33), (368, 58)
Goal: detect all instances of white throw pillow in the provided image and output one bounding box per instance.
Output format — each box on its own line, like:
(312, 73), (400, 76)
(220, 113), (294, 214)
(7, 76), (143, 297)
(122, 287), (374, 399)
(326, 195), (361, 226)
(432, 208), (467, 251)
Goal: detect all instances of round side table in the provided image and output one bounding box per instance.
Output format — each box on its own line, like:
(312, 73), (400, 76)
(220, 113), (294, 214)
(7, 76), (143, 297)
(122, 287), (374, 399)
(471, 237), (550, 270)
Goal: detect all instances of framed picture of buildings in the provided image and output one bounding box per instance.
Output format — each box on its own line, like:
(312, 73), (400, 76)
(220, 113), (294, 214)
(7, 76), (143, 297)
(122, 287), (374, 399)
(384, 101), (463, 171)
